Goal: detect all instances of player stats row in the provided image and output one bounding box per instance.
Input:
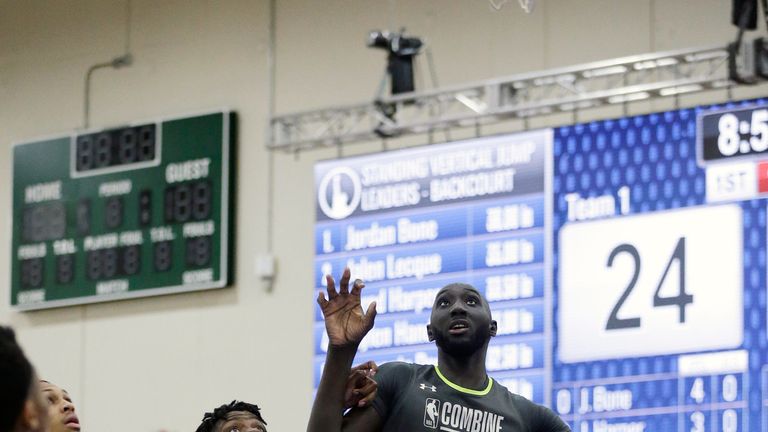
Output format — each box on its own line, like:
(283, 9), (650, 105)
(314, 231), (545, 288)
(315, 195), (545, 256)
(555, 373), (746, 419)
(563, 408), (745, 432)
(312, 266), (545, 321)
(11, 111), (235, 310)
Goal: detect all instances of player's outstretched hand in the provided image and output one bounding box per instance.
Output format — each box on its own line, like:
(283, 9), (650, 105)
(344, 360), (378, 409)
(318, 267), (377, 348)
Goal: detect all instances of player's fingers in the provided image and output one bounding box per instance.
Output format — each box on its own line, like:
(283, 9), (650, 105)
(339, 267), (351, 294)
(351, 278), (365, 296)
(357, 379), (378, 407)
(326, 274), (338, 299)
(347, 369), (367, 385)
(365, 360), (378, 376)
(364, 301), (378, 330)
(352, 360), (377, 374)
(345, 394), (361, 410)
(317, 291), (329, 308)
(359, 378), (377, 396)
(343, 387), (359, 410)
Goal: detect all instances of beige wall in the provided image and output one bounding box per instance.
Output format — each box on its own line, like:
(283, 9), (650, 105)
(0, 1), (763, 430)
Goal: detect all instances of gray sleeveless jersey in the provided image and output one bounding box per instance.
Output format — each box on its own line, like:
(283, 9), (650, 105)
(370, 362), (570, 432)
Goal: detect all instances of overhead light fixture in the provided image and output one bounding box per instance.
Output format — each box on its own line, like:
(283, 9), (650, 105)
(533, 76), (557, 86)
(455, 93), (487, 113)
(710, 79), (732, 88)
(659, 84), (703, 96)
(684, 51), (728, 63)
(582, 65), (628, 78)
(559, 100), (598, 111)
(655, 58), (679, 67)
(607, 92), (650, 104)
(518, 106), (553, 117)
(633, 58), (678, 70)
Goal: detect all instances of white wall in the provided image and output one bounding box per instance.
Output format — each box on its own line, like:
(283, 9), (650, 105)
(0, 1), (763, 431)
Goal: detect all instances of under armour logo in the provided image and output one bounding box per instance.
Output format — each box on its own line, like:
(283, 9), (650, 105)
(420, 383), (437, 392)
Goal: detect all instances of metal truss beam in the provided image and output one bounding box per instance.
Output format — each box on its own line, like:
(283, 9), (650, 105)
(269, 45), (734, 152)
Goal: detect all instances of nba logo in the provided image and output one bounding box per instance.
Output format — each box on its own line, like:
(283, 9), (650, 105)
(423, 398), (440, 429)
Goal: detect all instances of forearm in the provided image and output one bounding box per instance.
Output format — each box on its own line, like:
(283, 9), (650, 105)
(307, 344), (358, 432)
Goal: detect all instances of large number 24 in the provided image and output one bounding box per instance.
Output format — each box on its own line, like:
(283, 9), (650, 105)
(605, 237), (693, 330)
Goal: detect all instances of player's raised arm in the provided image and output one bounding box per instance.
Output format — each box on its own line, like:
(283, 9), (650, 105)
(307, 268), (381, 432)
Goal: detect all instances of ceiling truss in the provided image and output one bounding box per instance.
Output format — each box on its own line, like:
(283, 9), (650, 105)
(269, 45), (742, 152)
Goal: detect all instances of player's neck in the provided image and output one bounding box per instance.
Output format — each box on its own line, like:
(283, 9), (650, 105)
(436, 349), (489, 391)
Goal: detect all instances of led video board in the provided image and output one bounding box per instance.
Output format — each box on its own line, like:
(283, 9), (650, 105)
(314, 97), (768, 432)
(11, 111), (234, 310)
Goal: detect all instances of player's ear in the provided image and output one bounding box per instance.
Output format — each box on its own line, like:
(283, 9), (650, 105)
(20, 398), (45, 431)
(427, 324), (435, 342)
(489, 320), (497, 337)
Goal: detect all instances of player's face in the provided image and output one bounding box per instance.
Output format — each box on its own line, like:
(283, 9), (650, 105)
(40, 381), (80, 432)
(428, 284), (497, 357)
(214, 411), (267, 432)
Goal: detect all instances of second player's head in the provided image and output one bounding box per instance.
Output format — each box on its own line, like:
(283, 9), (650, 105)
(427, 283), (497, 358)
(40, 381), (80, 432)
(195, 400), (268, 432)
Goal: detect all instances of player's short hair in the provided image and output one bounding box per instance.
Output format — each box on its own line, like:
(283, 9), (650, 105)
(0, 326), (34, 432)
(195, 400), (267, 432)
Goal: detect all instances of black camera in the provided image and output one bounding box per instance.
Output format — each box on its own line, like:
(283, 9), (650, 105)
(367, 30), (423, 95)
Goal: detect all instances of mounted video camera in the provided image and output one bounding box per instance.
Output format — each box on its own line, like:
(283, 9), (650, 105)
(367, 29), (423, 95)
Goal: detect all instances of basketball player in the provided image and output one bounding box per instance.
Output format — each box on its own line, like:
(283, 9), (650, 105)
(308, 268), (570, 432)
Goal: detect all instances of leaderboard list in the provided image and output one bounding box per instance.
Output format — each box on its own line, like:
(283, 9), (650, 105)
(313, 130), (553, 404)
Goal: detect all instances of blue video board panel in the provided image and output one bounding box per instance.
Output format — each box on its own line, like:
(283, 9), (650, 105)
(551, 100), (768, 432)
(314, 98), (768, 431)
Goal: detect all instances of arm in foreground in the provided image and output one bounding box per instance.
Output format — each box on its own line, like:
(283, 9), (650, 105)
(307, 268), (383, 432)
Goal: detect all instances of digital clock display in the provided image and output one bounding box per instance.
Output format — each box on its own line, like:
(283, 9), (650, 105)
(698, 105), (768, 163)
(75, 124), (157, 172)
(11, 111), (234, 310)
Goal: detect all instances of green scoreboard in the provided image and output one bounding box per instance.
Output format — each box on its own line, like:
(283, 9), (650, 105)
(11, 111), (235, 310)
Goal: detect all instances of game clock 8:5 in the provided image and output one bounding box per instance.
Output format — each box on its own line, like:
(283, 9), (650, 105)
(699, 105), (768, 163)
(558, 205), (743, 363)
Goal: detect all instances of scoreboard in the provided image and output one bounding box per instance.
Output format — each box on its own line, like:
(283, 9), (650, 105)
(11, 111), (234, 310)
(314, 98), (768, 431)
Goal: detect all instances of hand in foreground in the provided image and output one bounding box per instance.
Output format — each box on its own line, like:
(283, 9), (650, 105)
(344, 361), (378, 409)
(318, 267), (377, 348)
